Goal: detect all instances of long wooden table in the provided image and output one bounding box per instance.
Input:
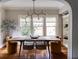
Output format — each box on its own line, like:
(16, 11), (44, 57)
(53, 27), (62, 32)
(8, 36), (60, 59)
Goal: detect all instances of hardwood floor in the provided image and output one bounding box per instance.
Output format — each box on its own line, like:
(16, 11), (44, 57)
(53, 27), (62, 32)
(0, 45), (67, 59)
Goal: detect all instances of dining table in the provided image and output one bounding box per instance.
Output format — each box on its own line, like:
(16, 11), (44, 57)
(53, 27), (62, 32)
(8, 36), (61, 59)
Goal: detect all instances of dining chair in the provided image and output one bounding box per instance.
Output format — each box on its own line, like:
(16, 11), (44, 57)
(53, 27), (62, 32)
(35, 41), (48, 58)
(36, 41), (47, 50)
(30, 35), (47, 50)
(23, 41), (34, 59)
(7, 36), (17, 55)
(51, 41), (61, 54)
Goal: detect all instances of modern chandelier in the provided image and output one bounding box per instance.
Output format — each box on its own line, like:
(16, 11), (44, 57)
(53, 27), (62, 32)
(27, 0), (46, 19)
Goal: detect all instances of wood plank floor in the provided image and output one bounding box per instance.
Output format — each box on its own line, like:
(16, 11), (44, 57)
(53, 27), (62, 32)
(0, 45), (67, 59)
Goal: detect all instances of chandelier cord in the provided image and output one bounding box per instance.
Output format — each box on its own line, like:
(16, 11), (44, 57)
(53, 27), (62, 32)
(31, 0), (46, 18)
(33, 0), (36, 13)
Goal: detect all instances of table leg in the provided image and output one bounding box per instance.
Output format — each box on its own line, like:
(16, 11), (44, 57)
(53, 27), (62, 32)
(19, 41), (22, 57)
(34, 41), (36, 59)
(48, 41), (51, 59)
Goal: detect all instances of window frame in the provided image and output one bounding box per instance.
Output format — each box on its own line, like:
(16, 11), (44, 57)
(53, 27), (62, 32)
(18, 15), (58, 36)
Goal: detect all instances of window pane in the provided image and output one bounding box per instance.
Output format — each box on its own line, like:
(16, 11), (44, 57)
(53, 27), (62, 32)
(33, 27), (43, 36)
(20, 17), (31, 35)
(46, 17), (56, 22)
(33, 23), (43, 27)
(46, 27), (56, 36)
(33, 17), (43, 27)
(20, 23), (30, 27)
(20, 26), (31, 35)
(46, 23), (56, 26)
(33, 17), (43, 22)
(20, 17), (31, 27)
(20, 17), (30, 22)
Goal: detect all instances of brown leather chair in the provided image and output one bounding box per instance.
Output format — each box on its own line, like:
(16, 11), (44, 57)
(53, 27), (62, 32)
(7, 41), (17, 54)
(51, 41), (61, 53)
(7, 36), (17, 55)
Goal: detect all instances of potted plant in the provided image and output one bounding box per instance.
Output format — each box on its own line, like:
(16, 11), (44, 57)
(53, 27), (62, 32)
(1, 19), (16, 43)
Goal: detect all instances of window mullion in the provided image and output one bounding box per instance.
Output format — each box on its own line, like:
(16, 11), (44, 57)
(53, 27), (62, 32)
(31, 16), (33, 35)
(43, 17), (46, 36)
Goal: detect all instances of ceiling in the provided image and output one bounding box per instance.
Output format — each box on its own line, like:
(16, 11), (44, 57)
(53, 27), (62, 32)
(0, 0), (65, 10)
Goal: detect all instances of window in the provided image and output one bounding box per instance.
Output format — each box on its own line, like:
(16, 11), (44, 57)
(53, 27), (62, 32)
(20, 15), (57, 36)
(46, 17), (56, 36)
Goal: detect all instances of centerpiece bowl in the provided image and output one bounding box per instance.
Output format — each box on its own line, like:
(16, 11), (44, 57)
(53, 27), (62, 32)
(30, 35), (40, 39)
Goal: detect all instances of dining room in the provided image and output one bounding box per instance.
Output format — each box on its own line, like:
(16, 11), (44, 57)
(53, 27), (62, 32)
(0, 0), (71, 59)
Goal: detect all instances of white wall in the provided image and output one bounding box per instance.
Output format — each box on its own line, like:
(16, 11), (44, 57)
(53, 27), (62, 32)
(57, 15), (62, 36)
(0, 7), (5, 48)
(5, 9), (59, 20)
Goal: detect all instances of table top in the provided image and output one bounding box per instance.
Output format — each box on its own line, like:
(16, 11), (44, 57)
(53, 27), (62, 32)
(8, 36), (60, 41)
